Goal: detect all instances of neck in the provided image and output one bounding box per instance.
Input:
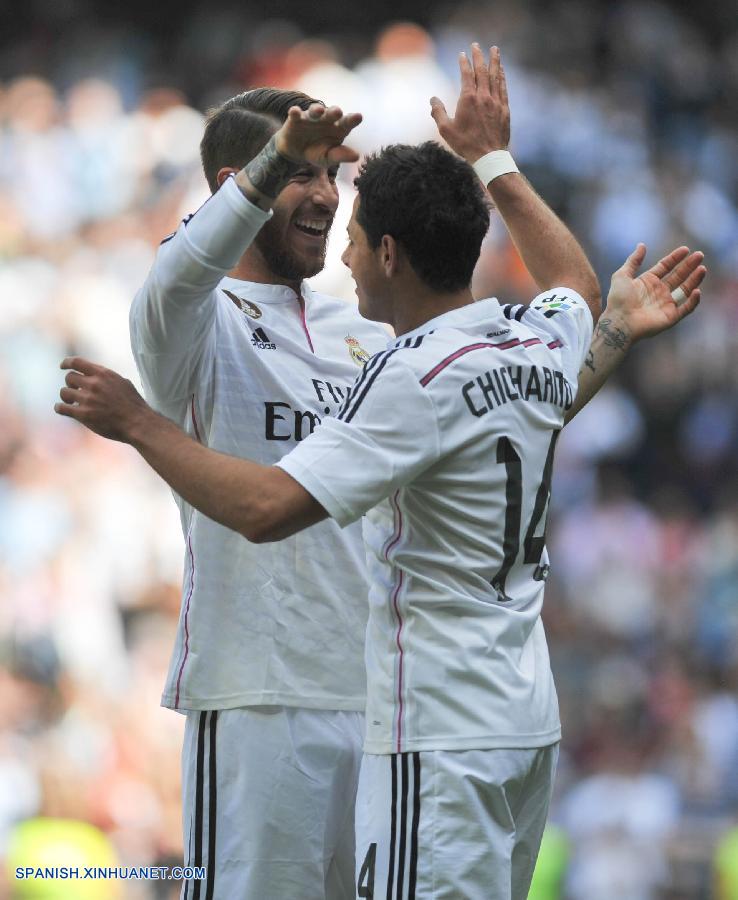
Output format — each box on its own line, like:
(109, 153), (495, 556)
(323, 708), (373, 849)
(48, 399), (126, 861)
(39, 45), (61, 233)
(228, 246), (302, 293)
(392, 285), (475, 337)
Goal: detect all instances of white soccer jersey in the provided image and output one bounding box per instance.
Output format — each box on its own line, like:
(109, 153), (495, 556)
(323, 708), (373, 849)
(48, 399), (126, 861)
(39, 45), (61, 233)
(129, 176), (388, 712)
(278, 291), (593, 753)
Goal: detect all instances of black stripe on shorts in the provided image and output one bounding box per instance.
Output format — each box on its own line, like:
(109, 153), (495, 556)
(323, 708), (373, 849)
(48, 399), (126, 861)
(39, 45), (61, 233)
(190, 711), (218, 900)
(408, 753), (421, 899)
(386, 754), (398, 900)
(205, 711), (218, 900)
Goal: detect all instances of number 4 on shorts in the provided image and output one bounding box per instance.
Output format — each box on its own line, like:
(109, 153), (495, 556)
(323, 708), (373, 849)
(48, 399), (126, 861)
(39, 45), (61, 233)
(357, 842), (376, 898)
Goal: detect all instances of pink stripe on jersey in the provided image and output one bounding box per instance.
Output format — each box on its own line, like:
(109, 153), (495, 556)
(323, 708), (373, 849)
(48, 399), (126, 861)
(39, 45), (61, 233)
(174, 530), (196, 709)
(298, 295), (315, 353)
(384, 490), (404, 561)
(547, 339), (563, 349)
(384, 490), (407, 752)
(190, 395), (202, 443)
(419, 337), (544, 387)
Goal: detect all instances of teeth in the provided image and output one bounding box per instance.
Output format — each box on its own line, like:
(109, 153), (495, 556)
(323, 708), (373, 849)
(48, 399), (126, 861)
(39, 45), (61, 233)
(296, 219), (328, 232)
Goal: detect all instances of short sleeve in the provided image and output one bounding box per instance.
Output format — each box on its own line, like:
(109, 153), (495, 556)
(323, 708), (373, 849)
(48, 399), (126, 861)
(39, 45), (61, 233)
(276, 353), (440, 527)
(527, 287), (595, 382)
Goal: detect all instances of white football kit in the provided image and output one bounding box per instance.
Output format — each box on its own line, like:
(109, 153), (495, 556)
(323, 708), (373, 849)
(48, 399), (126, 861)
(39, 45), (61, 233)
(278, 291), (594, 899)
(129, 176), (387, 899)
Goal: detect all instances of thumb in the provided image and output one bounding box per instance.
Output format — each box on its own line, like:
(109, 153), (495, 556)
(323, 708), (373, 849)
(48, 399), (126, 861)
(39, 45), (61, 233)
(429, 96), (451, 129)
(619, 243), (647, 279)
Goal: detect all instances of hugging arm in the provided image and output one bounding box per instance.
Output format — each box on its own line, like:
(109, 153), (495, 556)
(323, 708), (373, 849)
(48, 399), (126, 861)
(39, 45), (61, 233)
(55, 358), (327, 542)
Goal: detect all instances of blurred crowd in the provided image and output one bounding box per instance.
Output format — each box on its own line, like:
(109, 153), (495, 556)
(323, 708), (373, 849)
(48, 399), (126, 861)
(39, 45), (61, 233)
(1, 1), (737, 897)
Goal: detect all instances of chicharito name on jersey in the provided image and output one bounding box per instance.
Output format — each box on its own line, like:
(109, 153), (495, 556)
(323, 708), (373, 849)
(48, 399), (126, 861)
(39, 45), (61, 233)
(463, 364), (573, 417)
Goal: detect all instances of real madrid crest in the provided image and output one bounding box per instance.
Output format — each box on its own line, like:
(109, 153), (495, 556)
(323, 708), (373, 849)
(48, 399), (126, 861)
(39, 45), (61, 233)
(223, 289), (262, 319)
(345, 335), (371, 366)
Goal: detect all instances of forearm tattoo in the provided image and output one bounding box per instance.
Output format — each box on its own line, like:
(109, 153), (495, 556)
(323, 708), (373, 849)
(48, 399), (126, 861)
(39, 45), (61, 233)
(584, 349), (596, 372)
(596, 318), (630, 352)
(243, 135), (301, 200)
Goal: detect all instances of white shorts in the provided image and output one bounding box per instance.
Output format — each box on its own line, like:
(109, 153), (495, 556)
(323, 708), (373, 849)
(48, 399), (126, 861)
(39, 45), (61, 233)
(180, 706), (364, 900)
(355, 744), (559, 900)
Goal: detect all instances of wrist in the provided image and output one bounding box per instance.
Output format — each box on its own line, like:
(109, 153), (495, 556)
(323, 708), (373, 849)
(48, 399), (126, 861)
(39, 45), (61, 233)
(238, 135), (301, 207)
(125, 406), (166, 450)
(472, 150), (519, 186)
(596, 312), (635, 351)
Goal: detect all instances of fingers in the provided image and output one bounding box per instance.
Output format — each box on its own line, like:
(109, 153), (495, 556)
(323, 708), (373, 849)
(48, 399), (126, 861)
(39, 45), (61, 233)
(498, 54), (509, 108)
(646, 245), (690, 280)
(661, 250), (705, 291)
(459, 51), (475, 92)
(470, 43), (489, 95)
(677, 288), (701, 320)
(488, 45), (500, 84)
(429, 96), (451, 131)
(619, 243), (648, 279)
(291, 104), (361, 137)
(337, 111), (363, 133)
(60, 356), (103, 375)
(325, 144), (359, 164)
(676, 261), (707, 297)
(668, 259), (706, 310)
(294, 102), (330, 122)
(64, 370), (86, 389)
(54, 401), (81, 420)
(59, 386), (80, 404)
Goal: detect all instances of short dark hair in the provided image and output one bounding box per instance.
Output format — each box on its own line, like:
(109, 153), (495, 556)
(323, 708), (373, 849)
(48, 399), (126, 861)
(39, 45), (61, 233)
(200, 88), (320, 193)
(354, 142), (490, 293)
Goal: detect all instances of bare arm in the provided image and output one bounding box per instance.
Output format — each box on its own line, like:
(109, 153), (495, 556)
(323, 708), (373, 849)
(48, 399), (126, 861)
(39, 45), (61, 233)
(430, 44), (601, 321)
(565, 243), (705, 422)
(55, 359), (327, 542)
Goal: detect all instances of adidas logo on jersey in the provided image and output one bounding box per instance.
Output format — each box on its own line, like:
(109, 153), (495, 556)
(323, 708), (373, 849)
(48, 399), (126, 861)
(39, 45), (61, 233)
(251, 327), (276, 350)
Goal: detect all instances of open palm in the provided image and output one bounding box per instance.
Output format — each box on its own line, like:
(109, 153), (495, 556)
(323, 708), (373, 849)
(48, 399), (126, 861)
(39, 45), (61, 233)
(607, 244), (706, 341)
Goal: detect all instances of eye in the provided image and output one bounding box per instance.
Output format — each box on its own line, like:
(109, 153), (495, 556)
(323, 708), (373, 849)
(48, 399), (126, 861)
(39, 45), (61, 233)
(327, 168), (339, 183)
(292, 170), (313, 181)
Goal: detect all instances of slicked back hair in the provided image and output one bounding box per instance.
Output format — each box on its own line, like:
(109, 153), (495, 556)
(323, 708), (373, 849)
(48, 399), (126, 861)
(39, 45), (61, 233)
(200, 88), (320, 193)
(354, 142), (491, 293)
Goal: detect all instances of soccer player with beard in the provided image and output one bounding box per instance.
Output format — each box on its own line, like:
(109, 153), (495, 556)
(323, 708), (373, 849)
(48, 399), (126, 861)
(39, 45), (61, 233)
(128, 93), (388, 899)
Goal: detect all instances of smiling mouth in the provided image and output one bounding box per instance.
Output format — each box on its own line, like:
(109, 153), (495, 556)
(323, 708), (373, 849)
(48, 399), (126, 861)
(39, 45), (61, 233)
(293, 218), (330, 238)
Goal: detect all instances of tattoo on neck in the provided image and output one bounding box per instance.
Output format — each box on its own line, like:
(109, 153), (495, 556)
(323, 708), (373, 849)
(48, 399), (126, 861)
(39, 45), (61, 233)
(597, 318), (630, 352)
(243, 135), (301, 200)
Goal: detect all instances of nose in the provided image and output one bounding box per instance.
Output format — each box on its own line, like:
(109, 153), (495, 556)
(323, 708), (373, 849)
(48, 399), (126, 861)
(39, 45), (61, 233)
(341, 244), (350, 268)
(312, 170), (339, 211)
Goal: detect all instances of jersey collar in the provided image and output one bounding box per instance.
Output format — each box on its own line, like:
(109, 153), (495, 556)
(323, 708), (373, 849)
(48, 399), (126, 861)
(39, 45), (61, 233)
(220, 277), (314, 304)
(389, 297), (501, 348)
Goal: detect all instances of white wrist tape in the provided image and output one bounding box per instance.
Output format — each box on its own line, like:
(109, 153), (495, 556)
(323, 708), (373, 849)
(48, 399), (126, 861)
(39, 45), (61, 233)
(472, 150), (519, 185)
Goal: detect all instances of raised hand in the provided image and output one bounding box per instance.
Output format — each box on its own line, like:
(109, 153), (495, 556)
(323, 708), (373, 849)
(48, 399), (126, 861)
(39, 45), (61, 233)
(430, 43), (510, 163)
(240, 103), (362, 206)
(277, 103), (363, 166)
(55, 357), (153, 443)
(606, 244), (705, 342)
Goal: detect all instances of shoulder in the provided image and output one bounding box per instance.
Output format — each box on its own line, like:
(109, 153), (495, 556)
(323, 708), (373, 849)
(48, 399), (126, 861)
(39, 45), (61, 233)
(378, 330), (473, 388)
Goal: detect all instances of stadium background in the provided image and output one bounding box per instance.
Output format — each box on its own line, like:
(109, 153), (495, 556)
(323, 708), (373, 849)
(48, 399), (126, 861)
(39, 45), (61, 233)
(1, 0), (737, 897)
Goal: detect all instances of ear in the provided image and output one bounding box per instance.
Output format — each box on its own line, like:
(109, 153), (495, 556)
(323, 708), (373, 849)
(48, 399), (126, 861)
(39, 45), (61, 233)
(216, 166), (239, 188)
(380, 235), (399, 278)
